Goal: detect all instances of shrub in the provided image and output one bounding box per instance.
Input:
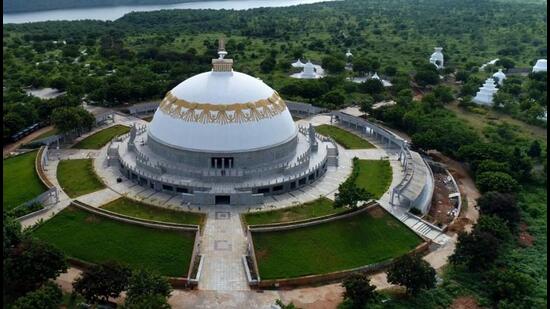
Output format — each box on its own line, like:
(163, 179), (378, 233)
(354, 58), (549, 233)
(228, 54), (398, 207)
(476, 171), (520, 193)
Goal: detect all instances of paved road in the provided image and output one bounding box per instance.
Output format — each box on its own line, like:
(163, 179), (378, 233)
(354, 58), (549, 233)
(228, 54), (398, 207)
(3, 125), (54, 158)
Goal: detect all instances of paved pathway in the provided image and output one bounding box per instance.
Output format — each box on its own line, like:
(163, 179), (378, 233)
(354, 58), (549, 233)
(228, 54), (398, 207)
(199, 207), (250, 291)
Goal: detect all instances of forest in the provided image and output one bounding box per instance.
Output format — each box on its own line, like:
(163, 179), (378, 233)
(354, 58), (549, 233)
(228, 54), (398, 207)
(2, 0), (547, 307)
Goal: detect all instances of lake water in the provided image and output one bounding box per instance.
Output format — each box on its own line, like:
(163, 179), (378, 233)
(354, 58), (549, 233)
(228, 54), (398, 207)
(3, 0), (335, 24)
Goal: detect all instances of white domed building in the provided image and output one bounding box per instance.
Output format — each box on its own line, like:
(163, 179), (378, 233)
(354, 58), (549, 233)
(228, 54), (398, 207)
(109, 41), (335, 205)
(532, 59), (547, 73)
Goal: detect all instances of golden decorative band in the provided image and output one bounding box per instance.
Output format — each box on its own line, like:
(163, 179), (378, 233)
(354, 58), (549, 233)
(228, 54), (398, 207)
(158, 91), (288, 124)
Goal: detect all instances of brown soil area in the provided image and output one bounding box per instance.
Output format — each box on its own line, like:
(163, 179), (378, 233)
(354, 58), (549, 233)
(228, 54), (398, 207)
(518, 223), (535, 247)
(449, 296), (481, 309)
(428, 150), (480, 233)
(367, 206), (385, 218)
(427, 173), (457, 227)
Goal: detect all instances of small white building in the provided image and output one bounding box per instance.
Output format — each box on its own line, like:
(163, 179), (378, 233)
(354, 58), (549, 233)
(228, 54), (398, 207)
(472, 78), (499, 106)
(291, 59), (306, 68)
(532, 59), (547, 73)
(290, 60), (324, 79)
(429, 47), (444, 69)
(492, 69), (506, 85)
(345, 49), (353, 59)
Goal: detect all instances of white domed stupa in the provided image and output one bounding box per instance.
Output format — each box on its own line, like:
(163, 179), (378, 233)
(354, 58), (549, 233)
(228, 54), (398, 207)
(492, 69), (506, 85)
(110, 39), (333, 205)
(532, 59), (547, 73)
(429, 47), (444, 69)
(472, 77), (499, 106)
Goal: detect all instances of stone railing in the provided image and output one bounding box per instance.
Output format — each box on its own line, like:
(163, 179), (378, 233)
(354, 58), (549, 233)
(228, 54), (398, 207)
(236, 155), (328, 191)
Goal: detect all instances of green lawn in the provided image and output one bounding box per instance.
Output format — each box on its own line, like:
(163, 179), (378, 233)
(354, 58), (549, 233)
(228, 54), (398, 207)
(243, 197), (343, 225)
(315, 125), (374, 149)
(33, 206), (195, 277)
(72, 125), (130, 149)
(57, 159), (105, 198)
(252, 207), (422, 279)
(354, 160), (393, 199)
(3, 150), (47, 210)
(101, 197), (204, 225)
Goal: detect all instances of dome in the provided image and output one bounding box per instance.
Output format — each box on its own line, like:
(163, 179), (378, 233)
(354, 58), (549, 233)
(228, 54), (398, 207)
(492, 69), (506, 85)
(148, 70), (297, 153)
(533, 59), (547, 73)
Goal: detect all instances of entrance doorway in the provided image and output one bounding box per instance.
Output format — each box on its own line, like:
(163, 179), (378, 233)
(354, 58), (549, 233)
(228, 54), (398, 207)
(215, 195), (231, 205)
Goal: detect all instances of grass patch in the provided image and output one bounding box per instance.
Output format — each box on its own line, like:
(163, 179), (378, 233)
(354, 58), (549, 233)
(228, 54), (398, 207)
(3, 150), (47, 210)
(315, 125), (374, 149)
(31, 127), (59, 142)
(57, 159), (105, 198)
(252, 206), (422, 279)
(101, 197), (204, 225)
(243, 197), (342, 225)
(72, 125), (130, 149)
(33, 206), (195, 277)
(354, 160), (393, 199)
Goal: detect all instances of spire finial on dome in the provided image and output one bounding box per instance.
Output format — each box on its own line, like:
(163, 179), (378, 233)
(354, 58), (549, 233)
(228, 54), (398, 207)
(218, 37), (227, 59)
(212, 37), (233, 72)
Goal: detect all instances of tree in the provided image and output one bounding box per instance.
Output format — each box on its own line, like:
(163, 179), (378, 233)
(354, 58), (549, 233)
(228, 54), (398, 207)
(342, 273), (378, 308)
(11, 282), (63, 309)
(496, 58), (515, 70)
(432, 85), (454, 103)
(476, 191), (520, 229)
(321, 89), (346, 106)
(527, 140), (542, 158)
(486, 268), (535, 308)
(334, 179), (372, 209)
(73, 262), (131, 304)
(387, 254), (436, 295)
(125, 269), (172, 308)
(260, 56), (276, 73)
(475, 215), (512, 242)
(4, 238), (68, 300)
(414, 64), (440, 86)
(51, 106), (95, 135)
(449, 230), (500, 271)
(3, 212), (22, 259)
(475, 160), (510, 176)
(124, 294), (171, 309)
(476, 171), (520, 193)
(322, 56), (345, 74)
(361, 78), (384, 95)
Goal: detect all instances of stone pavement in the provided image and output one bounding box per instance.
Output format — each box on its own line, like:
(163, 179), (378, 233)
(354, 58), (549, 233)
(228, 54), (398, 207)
(198, 207), (250, 291)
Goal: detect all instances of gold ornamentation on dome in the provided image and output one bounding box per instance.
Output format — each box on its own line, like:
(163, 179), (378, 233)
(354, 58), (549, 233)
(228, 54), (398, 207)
(159, 91), (288, 124)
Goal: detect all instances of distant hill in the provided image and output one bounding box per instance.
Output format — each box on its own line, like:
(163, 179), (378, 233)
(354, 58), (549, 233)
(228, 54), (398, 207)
(3, 0), (215, 13)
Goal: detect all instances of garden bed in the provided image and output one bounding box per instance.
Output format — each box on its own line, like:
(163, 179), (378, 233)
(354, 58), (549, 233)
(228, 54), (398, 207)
(72, 125), (130, 149)
(3, 150), (47, 210)
(315, 124), (375, 149)
(251, 205), (422, 279)
(100, 197), (205, 226)
(32, 206), (196, 277)
(57, 159), (105, 198)
(243, 197), (342, 226)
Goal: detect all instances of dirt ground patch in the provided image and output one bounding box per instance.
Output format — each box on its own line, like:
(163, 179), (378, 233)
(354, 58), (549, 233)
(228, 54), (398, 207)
(449, 296), (481, 309)
(447, 217), (472, 233)
(84, 215), (101, 223)
(518, 223), (535, 247)
(367, 206), (385, 218)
